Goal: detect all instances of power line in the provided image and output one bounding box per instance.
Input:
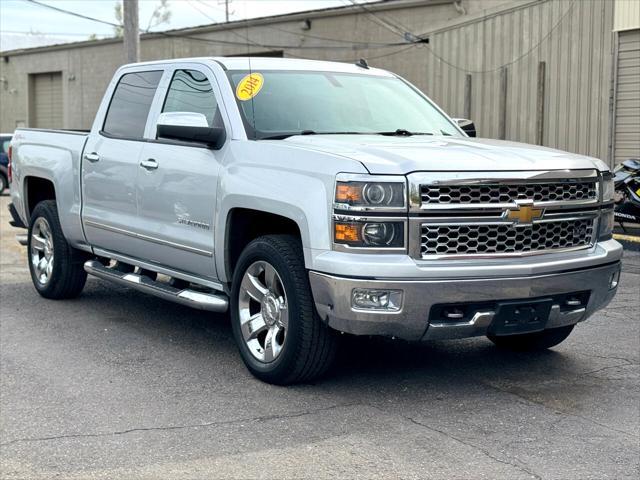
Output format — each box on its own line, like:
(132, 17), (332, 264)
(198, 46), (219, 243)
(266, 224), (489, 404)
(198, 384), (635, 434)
(24, 0), (121, 28)
(366, 43), (420, 60)
(189, 0), (264, 50)
(343, 0), (428, 44)
(344, 0), (407, 39)
(425, 0), (575, 74)
(263, 23), (398, 46)
(159, 29), (421, 50)
(192, 0), (404, 47)
(165, 1), (421, 52)
(1, 30), (111, 37)
(345, 0), (573, 74)
(20, 0), (426, 52)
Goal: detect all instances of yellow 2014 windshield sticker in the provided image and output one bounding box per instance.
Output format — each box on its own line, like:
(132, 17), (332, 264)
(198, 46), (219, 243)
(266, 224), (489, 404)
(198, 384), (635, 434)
(236, 73), (264, 101)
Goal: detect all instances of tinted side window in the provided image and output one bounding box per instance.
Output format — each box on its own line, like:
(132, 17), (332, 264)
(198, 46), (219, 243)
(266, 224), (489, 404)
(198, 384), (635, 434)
(162, 70), (221, 128)
(103, 71), (163, 138)
(0, 137), (10, 153)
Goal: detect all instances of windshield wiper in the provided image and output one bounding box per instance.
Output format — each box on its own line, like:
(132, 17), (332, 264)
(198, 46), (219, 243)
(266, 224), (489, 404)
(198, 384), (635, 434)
(260, 131), (371, 140)
(377, 129), (434, 136)
(260, 130), (435, 140)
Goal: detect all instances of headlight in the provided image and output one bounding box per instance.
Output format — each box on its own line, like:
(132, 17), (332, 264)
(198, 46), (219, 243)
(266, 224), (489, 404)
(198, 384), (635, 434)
(601, 173), (614, 202)
(335, 175), (406, 211)
(598, 209), (614, 241)
(334, 219), (405, 249)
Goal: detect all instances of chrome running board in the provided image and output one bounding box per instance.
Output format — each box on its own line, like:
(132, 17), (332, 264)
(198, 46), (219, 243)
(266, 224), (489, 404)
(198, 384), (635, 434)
(84, 260), (228, 313)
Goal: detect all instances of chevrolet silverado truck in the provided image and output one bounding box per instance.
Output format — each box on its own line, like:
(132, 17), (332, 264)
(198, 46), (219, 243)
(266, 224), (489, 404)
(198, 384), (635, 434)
(9, 57), (622, 384)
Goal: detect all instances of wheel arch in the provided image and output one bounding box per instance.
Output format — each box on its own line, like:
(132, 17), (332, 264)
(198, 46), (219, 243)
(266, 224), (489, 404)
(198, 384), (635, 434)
(23, 175), (57, 220)
(223, 207), (305, 284)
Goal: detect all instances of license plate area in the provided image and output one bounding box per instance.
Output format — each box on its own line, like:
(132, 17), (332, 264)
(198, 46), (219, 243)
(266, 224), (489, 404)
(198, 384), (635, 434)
(489, 298), (553, 336)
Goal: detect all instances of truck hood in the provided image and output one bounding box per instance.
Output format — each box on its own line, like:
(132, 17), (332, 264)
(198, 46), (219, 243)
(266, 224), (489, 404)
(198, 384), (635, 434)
(283, 135), (608, 174)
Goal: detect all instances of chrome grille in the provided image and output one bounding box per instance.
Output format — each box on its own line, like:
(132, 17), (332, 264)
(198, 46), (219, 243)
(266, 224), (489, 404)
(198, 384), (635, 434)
(420, 219), (594, 256)
(421, 182), (597, 205)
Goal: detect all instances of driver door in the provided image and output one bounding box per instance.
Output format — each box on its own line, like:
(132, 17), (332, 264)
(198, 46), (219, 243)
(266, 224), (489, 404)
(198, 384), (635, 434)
(131, 67), (227, 280)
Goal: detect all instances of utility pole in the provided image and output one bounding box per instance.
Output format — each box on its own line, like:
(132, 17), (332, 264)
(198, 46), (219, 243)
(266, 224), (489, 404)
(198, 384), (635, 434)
(225, 0), (230, 22)
(123, 0), (139, 64)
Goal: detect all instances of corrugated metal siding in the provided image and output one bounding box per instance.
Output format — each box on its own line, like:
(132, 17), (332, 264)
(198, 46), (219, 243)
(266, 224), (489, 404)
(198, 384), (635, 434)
(30, 72), (63, 128)
(414, 0), (615, 164)
(613, 29), (640, 163)
(614, 0), (640, 32)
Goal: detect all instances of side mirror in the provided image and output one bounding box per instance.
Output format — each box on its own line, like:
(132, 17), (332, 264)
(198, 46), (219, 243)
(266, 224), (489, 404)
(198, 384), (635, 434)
(453, 118), (477, 138)
(156, 112), (226, 149)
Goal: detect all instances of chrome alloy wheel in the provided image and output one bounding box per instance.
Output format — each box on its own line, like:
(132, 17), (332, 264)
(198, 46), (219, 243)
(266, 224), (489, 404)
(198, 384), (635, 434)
(238, 260), (289, 363)
(30, 217), (54, 285)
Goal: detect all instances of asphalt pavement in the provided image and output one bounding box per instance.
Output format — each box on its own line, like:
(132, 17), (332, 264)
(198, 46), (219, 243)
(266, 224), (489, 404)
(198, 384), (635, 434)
(1, 194), (638, 479)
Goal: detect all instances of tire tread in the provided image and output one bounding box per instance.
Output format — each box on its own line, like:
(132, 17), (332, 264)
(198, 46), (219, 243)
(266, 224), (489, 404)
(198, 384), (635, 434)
(28, 200), (87, 299)
(231, 234), (337, 384)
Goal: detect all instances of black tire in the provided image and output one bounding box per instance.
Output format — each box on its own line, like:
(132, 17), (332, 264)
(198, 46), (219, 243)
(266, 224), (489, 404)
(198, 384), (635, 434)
(488, 325), (575, 351)
(27, 200), (88, 299)
(230, 235), (338, 385)
(0, 174), (7, 194)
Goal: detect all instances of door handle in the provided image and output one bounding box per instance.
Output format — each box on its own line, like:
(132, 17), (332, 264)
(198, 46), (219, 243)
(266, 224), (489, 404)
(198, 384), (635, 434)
(84, 152), (100, 163)
(140, 159), (159, 170)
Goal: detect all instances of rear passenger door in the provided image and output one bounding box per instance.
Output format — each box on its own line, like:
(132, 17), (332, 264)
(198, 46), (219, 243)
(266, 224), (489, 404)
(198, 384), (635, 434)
(82, 69), (164, 256)
(133, 66), (227, 280)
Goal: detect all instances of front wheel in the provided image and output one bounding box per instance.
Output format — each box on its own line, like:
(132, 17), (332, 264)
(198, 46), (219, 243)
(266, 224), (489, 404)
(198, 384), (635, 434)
(28, 200), (87, 299)
(230, 235), (338, 385)
(488, 325), (575, 351)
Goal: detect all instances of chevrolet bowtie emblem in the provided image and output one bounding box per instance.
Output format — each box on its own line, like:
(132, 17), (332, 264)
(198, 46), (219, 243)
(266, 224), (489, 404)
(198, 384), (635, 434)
(505, 201), (544, 226)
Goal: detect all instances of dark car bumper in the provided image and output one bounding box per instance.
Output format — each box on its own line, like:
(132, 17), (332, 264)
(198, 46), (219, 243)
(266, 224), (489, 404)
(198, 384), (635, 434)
(8, 202), (26, 229)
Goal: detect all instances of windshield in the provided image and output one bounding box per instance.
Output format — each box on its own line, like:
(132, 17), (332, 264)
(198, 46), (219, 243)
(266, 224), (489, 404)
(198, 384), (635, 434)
(227, 70), (461, 139)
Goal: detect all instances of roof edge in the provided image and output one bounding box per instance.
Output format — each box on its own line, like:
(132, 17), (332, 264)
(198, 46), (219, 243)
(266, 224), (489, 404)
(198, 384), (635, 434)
(1, 0), (453, 57)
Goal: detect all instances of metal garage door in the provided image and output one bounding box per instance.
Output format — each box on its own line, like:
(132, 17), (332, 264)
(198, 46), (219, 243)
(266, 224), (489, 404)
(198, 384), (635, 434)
(613, 29), (640, 164)
(30, 72), (63, 129)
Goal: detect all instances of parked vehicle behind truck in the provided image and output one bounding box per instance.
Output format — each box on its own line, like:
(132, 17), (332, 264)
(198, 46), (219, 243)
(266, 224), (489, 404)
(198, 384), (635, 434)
(0, 133), (12, 194)
(9, 57), (622, 384)
(613, 158), (640, 232)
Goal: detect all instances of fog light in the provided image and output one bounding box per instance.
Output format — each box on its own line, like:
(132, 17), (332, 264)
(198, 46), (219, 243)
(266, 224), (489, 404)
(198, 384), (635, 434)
(352, 288), (403, 311)
(609, 270), (620, 289)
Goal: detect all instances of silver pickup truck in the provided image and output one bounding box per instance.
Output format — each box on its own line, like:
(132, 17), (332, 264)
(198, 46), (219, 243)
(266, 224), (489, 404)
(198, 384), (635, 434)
(9, 57), (622, 384)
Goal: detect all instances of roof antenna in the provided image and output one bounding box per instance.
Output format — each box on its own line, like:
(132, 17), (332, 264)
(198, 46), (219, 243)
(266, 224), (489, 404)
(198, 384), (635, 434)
(355, 58), (369, 69)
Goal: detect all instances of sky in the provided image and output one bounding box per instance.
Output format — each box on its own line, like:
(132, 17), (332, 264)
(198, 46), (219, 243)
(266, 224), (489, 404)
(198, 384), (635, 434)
(0, 0), (374, 51)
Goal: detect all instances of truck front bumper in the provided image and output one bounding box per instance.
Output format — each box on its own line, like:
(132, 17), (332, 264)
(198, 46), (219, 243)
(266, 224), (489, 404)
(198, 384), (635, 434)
(309, 261), (621, 341)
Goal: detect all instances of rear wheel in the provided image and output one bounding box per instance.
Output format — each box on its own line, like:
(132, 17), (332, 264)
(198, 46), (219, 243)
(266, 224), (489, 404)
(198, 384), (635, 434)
(0, 174), (6, 194)
(230, 235), (338, 385)
(28, 200), (87, 299)
(488, 325), (575, 351)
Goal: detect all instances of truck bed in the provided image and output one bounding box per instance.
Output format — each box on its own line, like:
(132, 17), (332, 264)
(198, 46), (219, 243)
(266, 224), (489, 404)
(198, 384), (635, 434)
(10, 127), (90, 249)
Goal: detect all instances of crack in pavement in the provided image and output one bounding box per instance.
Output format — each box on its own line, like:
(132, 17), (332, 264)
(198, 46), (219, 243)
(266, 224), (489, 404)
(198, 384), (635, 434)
(388, 410), (542, 479)
(359, 403), (542, 479)
(572, 350), (639, 365)
(0, 402), (360, 448)
(482, 382), (639, 439)
(406, 417), (542, 479)
(579, 362), (637, 376)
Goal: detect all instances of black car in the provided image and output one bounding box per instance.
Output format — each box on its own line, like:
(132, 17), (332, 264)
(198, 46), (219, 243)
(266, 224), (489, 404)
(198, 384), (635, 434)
(0, 133), (12, 194)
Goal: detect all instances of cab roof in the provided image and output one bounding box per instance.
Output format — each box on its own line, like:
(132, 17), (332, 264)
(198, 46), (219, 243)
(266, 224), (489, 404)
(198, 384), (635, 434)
(215, 57), (394, 76)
